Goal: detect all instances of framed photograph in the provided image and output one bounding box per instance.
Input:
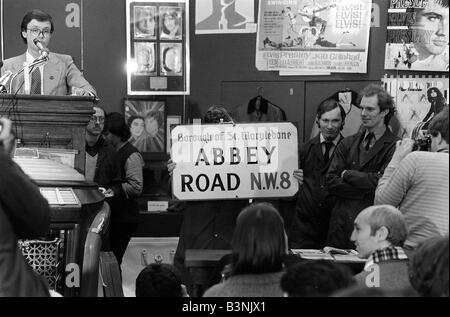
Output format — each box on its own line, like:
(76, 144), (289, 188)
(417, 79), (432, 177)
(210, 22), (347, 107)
(166, 115), (182, 154)
(124, 99), (166, 154)
(134, 6), (157, 40)
(126, 0), (190, 95)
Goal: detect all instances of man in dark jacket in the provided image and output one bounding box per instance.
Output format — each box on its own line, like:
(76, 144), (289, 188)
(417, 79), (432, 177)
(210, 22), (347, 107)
(85, 105), (118, 187)
(0, 118), (51, 296)
(326, 84), (399, 249)
(290, 99), (345, 249)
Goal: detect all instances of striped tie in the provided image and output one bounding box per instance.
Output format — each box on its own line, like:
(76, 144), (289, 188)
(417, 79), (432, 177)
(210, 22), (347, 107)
(30, 67), (42, 94)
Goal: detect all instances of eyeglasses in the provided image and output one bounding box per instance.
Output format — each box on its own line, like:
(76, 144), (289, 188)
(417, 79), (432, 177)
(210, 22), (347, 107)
(90, 116), (105, 123)
(27, 28), (52, 37)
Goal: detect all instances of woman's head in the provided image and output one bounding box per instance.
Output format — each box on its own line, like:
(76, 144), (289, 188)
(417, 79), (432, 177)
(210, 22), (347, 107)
(145, 110), (163, 136)
(231, 202), (287, 275)
(162, 9), (180, 35)
(409, 235), (449, 297)
(135, 7), (155, 35)
(427, 87), (446, 110)
(128, 116), (145, 138)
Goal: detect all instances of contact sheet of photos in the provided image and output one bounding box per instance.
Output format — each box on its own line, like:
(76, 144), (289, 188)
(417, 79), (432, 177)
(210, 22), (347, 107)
(126, 0), (189, 95)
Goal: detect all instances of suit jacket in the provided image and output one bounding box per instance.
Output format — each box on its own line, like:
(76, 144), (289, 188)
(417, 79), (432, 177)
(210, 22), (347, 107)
(289, 134), (343, 249)
(354, 260), (412, 291)
(326, 129), (399, 248)
(1, 52), (96, 96)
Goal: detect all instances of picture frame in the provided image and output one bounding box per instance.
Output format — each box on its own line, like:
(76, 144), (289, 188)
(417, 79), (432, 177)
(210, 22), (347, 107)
(124, 99), (167, 158)
(166, 115), (182, 154)
(126, 0), (190, 95)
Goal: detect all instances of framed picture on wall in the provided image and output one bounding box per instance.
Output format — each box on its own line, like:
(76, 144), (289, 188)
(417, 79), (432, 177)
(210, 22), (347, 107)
(126, 0), (190, 95)
(166, 115), (182, 154)
(124, 99), (166, 155)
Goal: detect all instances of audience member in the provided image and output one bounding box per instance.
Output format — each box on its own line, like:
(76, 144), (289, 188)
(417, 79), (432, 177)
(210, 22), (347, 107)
(135, 263), (188, 297)
(409, 236), (449, 297)
(280, 260), (355, 297)
(203, 203), (287, 297)
(333, 284), (418, 297)
(290, 99), (345, 249)
(0, 118), (51, 296)
(375, 108), (449, 249)
(326, 84), (399, 249)
(351, 205), (412, 291)
(103, 113), (144, 266)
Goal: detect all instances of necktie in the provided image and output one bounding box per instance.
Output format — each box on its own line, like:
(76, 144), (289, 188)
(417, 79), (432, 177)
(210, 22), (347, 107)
(365, 133), (375, 151)
(30, 67), (42, 95)
(323, 141), (333, 163)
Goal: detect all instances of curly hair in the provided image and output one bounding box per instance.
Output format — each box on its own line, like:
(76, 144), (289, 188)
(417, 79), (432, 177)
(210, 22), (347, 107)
(409, 236), (449, 297)
(358, 84), (396, 125)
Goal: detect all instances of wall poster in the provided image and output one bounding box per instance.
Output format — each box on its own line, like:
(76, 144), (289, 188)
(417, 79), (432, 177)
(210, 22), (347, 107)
(126, 0), (189, 95)
(195, 0), (255, 34)
(255, 0), (372, 73)
(124, 99), (166, 154)
(385, 0), (449, 72)
(383, 76), (449, 138)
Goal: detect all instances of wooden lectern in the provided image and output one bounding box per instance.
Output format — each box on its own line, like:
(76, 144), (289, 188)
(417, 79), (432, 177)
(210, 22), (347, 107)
(0, 94), (96, 173)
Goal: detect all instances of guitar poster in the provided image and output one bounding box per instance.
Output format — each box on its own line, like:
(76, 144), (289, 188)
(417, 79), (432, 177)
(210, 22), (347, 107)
(255, 0), (372, 73)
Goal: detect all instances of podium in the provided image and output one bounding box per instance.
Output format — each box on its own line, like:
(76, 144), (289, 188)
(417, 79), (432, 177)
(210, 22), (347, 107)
(0, 94), (96, 173)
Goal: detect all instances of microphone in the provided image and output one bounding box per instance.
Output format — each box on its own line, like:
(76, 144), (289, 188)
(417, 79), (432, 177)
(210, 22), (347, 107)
(0, 70), (13, 93)
(33, 39), (49, 59)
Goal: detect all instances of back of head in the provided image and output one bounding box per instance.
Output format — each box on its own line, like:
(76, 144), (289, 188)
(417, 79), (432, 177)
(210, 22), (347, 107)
(21, 9), (54, 43)
(231, 202), (286, 275)
(358, 84), (395, 125)
(203, 105), (233, 124)
(366, 205), (408, 247)
(104, 112), (131, 141)
(135, 263), (183, 297)
(409, 236), (449, 297)
(281, 260), (355, 297)
(428, 107), (449, 144)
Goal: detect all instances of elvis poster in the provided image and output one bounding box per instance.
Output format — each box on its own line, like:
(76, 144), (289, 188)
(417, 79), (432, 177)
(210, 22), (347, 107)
(384, 0), (449, 72)
(255, 0), (372, 73)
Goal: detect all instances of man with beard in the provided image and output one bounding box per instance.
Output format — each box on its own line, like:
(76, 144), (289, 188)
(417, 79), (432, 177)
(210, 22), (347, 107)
(85, 105), (117, 188)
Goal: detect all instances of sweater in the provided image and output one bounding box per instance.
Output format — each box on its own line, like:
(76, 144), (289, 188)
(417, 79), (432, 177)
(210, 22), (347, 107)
(375, 151), (449, 248)
(203, 271), (284, 297)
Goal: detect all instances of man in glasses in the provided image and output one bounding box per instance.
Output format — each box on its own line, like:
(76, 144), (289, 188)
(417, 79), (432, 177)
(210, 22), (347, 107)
(85, 105), (117, 188)
(0, 9), (96, 96)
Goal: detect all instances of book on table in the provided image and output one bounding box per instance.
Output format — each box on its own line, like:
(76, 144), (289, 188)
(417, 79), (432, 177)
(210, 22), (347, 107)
(291, 247), (365, 263)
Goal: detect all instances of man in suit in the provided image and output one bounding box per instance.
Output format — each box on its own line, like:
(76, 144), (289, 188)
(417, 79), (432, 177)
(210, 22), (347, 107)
(326, 84), (399, 249)
(290, 99), (345, 249)
(1, 9), (96, 96)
